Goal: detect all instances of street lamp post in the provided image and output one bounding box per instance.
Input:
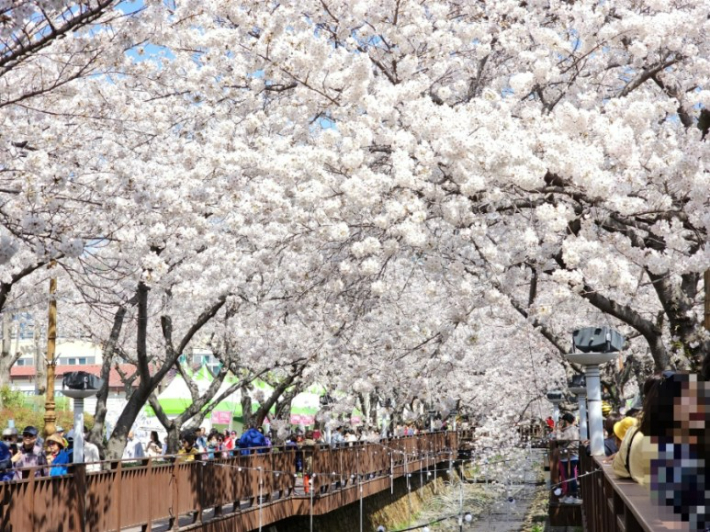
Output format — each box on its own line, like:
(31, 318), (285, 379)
(568, 375), (588, 441)
(319, 394), (331, 445)
(44, 266), (57, 438)
(546, 390), (563, 434)
(62, 371), (103, 463)
(568, 327), (624, 456)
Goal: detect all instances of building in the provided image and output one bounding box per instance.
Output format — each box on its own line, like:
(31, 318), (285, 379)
(10, 363), (139, 415)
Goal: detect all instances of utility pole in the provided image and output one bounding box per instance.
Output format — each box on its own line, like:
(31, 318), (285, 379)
(44, 263), (57, 437)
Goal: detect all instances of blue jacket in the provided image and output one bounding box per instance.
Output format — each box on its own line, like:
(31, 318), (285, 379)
(50, 450), (71, 476)
(0, 442), (14, 482)
(238, 428), (267, 454)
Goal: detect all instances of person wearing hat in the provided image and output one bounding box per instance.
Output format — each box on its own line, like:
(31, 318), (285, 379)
(47, 433), (70, 476)
(12, 426), (47, 479)
(2, 427), (18, 445)
(55, 426), (69, 449)
(2, 427), (19, 458)
(611, 373), (662, 486)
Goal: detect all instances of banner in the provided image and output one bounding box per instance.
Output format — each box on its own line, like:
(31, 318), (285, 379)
(212, 411), (231, 424)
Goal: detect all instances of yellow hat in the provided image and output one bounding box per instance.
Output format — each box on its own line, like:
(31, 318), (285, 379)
(601, 401), (612, 416)
(46, 433), (65, 448)
(613, 417), (637, 441)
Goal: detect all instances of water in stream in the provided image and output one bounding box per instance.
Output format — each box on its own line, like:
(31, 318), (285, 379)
(409, 448), (546, 531)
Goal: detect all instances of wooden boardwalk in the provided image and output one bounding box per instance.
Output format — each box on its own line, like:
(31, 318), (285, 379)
(1, 432), (457, 531)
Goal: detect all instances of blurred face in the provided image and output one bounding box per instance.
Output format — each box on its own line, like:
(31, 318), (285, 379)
(182, 439), (191, 450)
(22, 433), (36, 449)
(674, 379), (707, 444)
(48, 441), (60, 453)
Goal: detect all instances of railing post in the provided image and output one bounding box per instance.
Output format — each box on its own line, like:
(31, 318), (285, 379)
(28, 466), (36, 530)
(171, 459), (180, 531)
(143, 458), (153, 532)
(196, 460), (204, 524)
(75, 463), (87, 532)
(114, 461), (123, 532)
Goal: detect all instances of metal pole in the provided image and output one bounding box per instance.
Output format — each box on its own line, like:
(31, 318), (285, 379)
(585, 365), (604, 456)
(577, 393), (588, 441)
(551, 403), (560, 429)
(459, 478), (463, 532)
(390, 453), (394, 495)
(359, 473), (363, 532)
(44, 266), (57, 437)
(405, 452), (412, 521)
(258, 467), (263, 532)
(72, 397), (85, 463)
(309, 473), (314, 532)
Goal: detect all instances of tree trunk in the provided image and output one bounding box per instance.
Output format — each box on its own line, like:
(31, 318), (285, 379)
(166, 424), (180, 454)
(253, 371), (302, 427)
(241, 391), (253, 428)
(105, 391), (146, 459)
(0, 313), (21, 400)
(104, 284), (226, 458)
(89, 303), (131, 450)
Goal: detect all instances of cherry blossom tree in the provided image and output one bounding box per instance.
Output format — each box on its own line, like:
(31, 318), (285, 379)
(3, 0), (710, 458)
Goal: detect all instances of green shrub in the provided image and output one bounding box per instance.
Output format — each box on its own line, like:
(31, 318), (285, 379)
(0, 387), (94, 434)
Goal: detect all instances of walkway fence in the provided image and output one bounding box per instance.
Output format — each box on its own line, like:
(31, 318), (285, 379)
(579, 451), (691, 532)
(546, 440), (692, 532)
(0, 431), (458, 532)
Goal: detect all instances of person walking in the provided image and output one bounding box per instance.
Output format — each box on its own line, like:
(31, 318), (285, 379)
(123, 431), (145, 460)
(238, 425), (267, 455)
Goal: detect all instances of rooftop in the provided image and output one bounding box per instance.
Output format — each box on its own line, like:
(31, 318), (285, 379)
(10, 364), (139, 388)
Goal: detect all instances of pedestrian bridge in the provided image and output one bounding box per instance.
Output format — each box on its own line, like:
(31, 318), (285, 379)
(2, 432), (700, 532)
(1, 432), (457, 531)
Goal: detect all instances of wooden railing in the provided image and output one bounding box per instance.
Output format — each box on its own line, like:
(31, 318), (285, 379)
(0, 431), (458, 532)
(579, 446), (691, 532)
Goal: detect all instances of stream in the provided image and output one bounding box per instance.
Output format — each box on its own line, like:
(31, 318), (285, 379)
(408, 448), (546, 531)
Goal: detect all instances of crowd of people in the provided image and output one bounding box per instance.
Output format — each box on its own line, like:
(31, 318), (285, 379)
(0, 418), (447, 482)
(119, 420), (440, 465)
(0, 424), (101, 479)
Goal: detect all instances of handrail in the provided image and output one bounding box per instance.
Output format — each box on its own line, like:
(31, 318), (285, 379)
(0, 431), (459, 531)
(579, 449), (691, 532)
